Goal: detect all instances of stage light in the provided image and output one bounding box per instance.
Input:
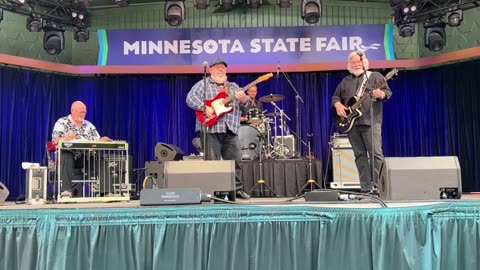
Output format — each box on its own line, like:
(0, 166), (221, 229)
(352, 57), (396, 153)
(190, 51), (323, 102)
(193, 0), (209, 9)
(247, 0), (262, 8)
(114, 0), (129, 7)
(43, 25), (65, 55)
(26, 16), (42, 32)
(7, 0), (25, 5)
(398, 23), (415, 37)
(74, 29), (89, 42)
(447, 9), (463, 26)
(220, 0), (235, 10)
(277, 0), (292, 8)
(165, 1), (185, 27)
(424, 20), (446, 52)
(301, 0), (321, 24)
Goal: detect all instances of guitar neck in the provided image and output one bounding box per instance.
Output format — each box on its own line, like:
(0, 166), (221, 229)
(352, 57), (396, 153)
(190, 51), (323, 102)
(351, 76), (387, 110)
(222, 79), (262, 105)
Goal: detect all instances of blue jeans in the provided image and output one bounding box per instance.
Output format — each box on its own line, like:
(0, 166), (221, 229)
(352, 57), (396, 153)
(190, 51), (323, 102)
(347, 123), (384, 191)
(201, 131), (244, 190)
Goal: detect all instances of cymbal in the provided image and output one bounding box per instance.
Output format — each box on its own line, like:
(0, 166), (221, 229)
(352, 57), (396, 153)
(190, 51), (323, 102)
(258, 94), (285, 103)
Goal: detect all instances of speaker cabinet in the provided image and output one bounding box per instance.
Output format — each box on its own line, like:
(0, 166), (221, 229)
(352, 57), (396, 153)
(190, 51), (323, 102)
(155, 143), (185, 162)
(164, 160), (235, 201)
(145, 161), (165, 188)
(379, 156), (462, 200)
(331, 148), (360, 189)
(0, 181), (9, 205)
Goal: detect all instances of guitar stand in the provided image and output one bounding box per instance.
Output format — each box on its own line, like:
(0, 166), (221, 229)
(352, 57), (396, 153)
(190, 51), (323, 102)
(249, 134), (280, 198)
(296, 134), (322, 196)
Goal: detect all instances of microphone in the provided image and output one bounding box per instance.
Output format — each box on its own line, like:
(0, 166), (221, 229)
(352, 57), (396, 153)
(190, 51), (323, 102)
(202, 61), (208, 72)
(356, 51), (363, 57)
(276, 64), (280, 78)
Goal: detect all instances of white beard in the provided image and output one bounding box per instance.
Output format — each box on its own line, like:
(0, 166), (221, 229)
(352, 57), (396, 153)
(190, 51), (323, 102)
(212, 75), (227, 85)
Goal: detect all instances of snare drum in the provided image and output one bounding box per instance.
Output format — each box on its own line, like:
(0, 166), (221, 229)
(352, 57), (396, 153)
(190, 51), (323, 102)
(247, 108), (264, 126)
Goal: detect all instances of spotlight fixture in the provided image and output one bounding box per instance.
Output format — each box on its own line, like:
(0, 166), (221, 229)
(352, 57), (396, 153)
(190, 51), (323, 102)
(7, 0), (26, 5)
(220, 0), (235, 10)
(424, 20), (446, 52)
(247, 0), (262, 8)
(447, 9), (463, 27)
(193, 0), (209, 10)
(398, 23), (415, 37)
(301, 0), (321, 24)
(43, 24), (65, 55)
(165, 1), (185, 27)
(26, 16), (42, 32)
(74, 28), (89, 42)
(277, 0), (292, 8)
(114, 0), (129, 7)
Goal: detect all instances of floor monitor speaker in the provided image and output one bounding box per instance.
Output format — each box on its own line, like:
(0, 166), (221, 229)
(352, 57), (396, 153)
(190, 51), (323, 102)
(0, 181), (10, 205)
(379, 156), (462, 200)
(164, 160), (235, 202)
(155, 143), (184, 162)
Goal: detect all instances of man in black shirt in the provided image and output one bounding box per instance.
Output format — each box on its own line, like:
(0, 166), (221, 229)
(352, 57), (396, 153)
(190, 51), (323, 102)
(331, 51), (392, 193)
(240, 85), (265, 126)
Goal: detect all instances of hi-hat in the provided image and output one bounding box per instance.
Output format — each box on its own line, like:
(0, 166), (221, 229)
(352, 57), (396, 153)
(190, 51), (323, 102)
(259, 94), (285, 103)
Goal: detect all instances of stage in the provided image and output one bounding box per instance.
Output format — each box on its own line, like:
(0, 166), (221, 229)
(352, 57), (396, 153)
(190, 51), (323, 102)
(1, 194), (480, 270)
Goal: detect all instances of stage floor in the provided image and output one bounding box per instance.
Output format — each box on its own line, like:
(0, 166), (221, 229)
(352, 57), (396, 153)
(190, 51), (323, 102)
(2, 193), (479, 210)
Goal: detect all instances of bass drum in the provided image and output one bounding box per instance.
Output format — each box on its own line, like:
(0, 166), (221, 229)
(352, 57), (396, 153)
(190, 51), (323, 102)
(238, 125), (262, 160)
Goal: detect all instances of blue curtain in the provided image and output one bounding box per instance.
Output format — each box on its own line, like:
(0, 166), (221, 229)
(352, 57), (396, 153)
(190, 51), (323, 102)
(1, 59), (479, 199)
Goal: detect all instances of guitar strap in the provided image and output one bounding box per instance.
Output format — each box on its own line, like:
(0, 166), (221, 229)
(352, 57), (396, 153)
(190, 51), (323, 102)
(355, 71), (372, 97)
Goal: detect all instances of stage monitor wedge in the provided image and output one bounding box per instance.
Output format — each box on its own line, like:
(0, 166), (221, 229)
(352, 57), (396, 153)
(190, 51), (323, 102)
(379, 156), (462, 200)
(155, 142), (185, 161)
(0, 181), (10, 205)
(164, 160), (235, 202)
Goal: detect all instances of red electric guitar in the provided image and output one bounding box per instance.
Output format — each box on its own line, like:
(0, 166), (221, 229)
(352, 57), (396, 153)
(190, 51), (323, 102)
(196, 73), (273, 127)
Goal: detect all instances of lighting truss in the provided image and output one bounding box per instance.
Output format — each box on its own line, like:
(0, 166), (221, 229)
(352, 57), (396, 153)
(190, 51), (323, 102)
(0, 0), (90, 28)
(392, 0), (480, 25)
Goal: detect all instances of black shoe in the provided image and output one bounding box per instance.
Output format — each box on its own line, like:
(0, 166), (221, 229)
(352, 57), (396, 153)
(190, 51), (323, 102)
(236, 190), (251, 200)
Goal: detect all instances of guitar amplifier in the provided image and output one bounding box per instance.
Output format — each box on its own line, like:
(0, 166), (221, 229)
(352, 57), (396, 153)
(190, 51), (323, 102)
(329, 134), (360, 189)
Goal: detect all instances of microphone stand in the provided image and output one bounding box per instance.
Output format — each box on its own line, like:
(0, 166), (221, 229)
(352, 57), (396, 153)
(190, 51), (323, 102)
(359, 56), (375, 193)
(279, 67), (304, 158)
(202, 64), (208, 160)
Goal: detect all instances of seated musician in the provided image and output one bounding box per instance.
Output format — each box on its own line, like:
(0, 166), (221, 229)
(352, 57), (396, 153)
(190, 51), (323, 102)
(52, 101), (111, 198)
(240, 85), (265, 125)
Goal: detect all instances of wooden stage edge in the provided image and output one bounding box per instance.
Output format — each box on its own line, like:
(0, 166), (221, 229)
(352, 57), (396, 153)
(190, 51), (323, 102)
(1, 193), (479, 210)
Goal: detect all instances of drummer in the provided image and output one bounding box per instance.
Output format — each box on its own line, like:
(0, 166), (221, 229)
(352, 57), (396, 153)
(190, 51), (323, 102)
(240, 85), (265, 125)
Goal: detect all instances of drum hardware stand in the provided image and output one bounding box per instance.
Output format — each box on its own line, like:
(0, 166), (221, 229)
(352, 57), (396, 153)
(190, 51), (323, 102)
(296, 133), (322, 196)
(269, 101), (291, 159)
(249, 134), (279, 197)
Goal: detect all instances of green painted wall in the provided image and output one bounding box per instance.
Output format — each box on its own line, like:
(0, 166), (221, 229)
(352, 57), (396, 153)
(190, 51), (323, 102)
(1, 0), (479, 66)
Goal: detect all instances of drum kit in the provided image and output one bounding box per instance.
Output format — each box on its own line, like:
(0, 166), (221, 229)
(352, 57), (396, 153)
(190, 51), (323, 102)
(239, 93), (296, 160)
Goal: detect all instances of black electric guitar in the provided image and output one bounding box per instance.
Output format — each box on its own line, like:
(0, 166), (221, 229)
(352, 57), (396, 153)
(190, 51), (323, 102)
(333, 68), (398, 133)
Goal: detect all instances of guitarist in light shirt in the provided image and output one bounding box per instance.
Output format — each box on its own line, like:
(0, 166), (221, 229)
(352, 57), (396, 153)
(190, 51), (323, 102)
(331, 51), (392, 194)
(186, 58), (251, 199)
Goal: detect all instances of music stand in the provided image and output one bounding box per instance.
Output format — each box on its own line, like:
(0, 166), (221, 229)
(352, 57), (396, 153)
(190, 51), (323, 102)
(296, 133), (322, 196)
(248, 134), (279, 197)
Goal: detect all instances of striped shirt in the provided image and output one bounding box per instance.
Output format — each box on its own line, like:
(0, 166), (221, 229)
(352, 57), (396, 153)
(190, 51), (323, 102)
(187, 77), (246, 135)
